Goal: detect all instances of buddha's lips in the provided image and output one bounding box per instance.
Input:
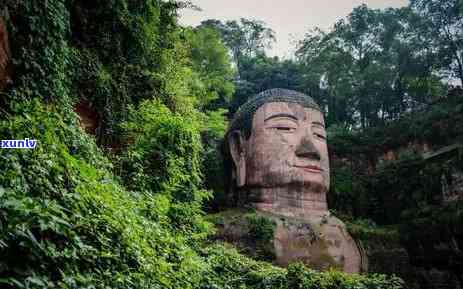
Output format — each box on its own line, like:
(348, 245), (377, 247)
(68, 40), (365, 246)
(294, 165), (324, 173)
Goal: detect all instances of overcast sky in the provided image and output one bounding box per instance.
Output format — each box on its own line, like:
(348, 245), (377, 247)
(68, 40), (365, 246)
(180, 0), (409, 58)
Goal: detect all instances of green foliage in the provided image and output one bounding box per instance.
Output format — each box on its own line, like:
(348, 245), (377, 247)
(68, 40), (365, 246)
(0, 102), (208, 289)
(204, 109), (229, 139)
(200, 243), (286, 289)
(185, 26), (235, 110)
(200, 3), (450, 131)
(181, 25), (235, 210)
(201, 109), (229, 211)
(346, 219), (400, 245)
(121, 100), (202, 196)
(400, 201), (463, 244)
(328, 94), (463, 224)
(286, 263), (404, 289)
(4, 0), (206, 146)
(5, 0), (73, 104)
(296, 5), (446, 128)
(329, 92), (463, 158)
(0, 1), (407, 288)
(120, 100), (211, 240)
(200, 18), (276, 69)
(69, 0), (200, 144)
(245, 213), (276, 243)
(330, 151), (443, 225)
(398, 201), (463, 279)
(230, 55), (306, 114)
(205, 209), (276, 261)
(0, 102), (403, 288)
(201, 244), (404, 289)
(328, 166), (356, 215)
(410, 0), (463, 85)
(4, 0), (235, 147)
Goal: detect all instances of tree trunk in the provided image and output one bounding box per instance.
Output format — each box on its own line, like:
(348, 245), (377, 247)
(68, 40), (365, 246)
(456, 52), (463, 86)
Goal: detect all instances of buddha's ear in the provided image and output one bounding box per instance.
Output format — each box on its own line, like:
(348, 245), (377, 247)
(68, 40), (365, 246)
(228, 130), (246, 187)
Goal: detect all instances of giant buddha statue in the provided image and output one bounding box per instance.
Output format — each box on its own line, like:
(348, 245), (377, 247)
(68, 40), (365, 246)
(224, 88), (362, 273)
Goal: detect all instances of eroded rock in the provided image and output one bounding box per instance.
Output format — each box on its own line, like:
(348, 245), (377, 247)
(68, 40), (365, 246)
(273, 214), (361, 273)
(0, 16), (11, 90)
(73, 99), (100, 135)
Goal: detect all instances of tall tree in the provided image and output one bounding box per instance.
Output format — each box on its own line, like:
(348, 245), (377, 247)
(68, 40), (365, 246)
(199, 18), (275, 72)
(185, 26), (235, 110)
(296, 5), (445, 129)
(230, 54), (305, 113)
(410, 0), (463, 85)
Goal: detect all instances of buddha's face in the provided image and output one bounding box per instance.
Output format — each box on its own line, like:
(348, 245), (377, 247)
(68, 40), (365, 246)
(229, 102), (330, 192)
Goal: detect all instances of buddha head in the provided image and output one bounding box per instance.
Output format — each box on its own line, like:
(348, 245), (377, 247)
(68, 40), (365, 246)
(225, 88), (330, 207)
(223, 90), (363, 272)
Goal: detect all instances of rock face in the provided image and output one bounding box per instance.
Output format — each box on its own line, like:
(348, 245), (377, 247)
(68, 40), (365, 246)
(355, 227), (463, 289)
(224, 89), (362, 272)
(73, 100), (100, 135)
(209, 209), (362, 273)
(273, 214), (362, 273)
(0, 16), (11, 91)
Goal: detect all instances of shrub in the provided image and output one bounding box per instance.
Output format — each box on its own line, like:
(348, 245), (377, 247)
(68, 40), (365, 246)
(120, 100), (212, 242)
(201, 244), (404, 289)
(245, 213), (276, 243)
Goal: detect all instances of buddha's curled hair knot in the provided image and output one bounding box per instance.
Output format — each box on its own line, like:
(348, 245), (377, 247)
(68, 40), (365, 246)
(228, 88), (321, 139)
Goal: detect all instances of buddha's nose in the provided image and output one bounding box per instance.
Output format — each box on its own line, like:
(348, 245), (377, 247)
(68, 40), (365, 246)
(295, 134), (320, 160)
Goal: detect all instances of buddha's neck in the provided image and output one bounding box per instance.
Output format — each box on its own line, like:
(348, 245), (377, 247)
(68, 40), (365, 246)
(238, 186), (328, 220)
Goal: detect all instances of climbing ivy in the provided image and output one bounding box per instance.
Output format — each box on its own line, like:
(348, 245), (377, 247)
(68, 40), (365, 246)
(5, 0), (73, 105)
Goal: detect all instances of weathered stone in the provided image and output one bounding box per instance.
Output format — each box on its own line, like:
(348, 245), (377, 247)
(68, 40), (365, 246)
(446, 167), (463, 202)
(273, 214), (361, 273)
(424, 144), (463, 203)
(209, 209), (362, 273)
(0, 16), (11, 91)
(207, 209), (277, 262)
(224, 88), (362, 272)
(73, 99), (100, 135)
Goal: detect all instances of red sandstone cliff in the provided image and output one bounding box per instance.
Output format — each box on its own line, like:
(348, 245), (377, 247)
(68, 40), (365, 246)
(0, 17), (11, 91)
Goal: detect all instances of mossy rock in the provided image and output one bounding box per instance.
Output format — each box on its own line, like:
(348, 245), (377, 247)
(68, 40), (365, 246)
(207, 209), (362, 272)
(206, 208), (277, 261)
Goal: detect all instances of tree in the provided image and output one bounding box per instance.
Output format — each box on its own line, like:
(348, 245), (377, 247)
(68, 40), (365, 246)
(296, 5), (445, 129)
(230, 54), (305, 112)
(200, 18), (276, 72)
(411, 0), (463, 85)
(185, 26), (235, 110)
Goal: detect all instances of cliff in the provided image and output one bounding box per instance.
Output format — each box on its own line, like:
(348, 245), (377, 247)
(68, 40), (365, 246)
(328, 91), (463, 288)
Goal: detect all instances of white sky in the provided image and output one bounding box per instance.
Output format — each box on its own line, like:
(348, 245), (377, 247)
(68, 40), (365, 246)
(180, 0), (409, 58)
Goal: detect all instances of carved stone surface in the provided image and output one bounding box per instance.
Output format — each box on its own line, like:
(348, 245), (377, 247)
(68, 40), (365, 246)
(273, 214), (362, 273)
(225, 88), (362, 272)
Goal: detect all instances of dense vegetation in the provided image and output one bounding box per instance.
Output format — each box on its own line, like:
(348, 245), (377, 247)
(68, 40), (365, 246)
(0, 0), (407, 288)
(202, 1), (463, 129)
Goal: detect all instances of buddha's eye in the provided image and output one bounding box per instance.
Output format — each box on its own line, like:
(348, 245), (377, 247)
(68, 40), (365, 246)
(314, 132), (326, 140)
(265, 117), (298, 133)
(270, 126), (296, 132)
(312, 123), (326, 140)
